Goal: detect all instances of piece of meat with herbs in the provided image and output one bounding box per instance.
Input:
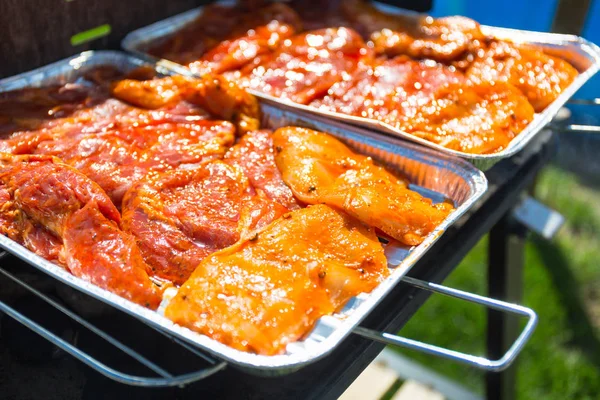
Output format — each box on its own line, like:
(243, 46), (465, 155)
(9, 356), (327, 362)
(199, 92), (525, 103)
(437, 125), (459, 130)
(30, 119), (233, 205)
(165, 204), (388, 355)
(273, 127), (454, 245)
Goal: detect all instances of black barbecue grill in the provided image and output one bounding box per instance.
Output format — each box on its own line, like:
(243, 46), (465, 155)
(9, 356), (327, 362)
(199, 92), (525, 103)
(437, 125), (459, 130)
(0, 1), (596, 399)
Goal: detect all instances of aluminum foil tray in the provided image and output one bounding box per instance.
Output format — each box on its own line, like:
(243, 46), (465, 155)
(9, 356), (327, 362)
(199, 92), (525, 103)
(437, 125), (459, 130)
(0, 50), (487, 374)
(121, 1), (600, 170)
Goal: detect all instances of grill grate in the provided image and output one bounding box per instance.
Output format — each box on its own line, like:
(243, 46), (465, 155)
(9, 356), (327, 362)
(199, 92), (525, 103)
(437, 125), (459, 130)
(0, 249), (538, 387)
(0, 253), (226, 387)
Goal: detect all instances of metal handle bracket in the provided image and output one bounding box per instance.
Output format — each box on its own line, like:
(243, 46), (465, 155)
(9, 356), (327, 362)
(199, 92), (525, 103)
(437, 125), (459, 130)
(353, 276), (538, 372)
(511, 196), (565, 239)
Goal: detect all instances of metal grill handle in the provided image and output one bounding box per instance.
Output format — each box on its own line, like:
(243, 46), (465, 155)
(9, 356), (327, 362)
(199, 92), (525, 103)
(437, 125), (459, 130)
(353, 276), (538, 372)
(567, 98), (600, 105)
(551, 124), (600, 133)
(548, 98), (600, 133)
(0, 265), (226, 387)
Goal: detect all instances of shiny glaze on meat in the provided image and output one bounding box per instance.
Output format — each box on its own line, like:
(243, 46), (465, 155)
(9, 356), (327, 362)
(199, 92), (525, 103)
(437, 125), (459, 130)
(121, 161), (288, 285)
(188, 21), (297, 76)
(405, 80), (535, 153)
(111, 74), (260, 135)
(312, 56), (464, 123)
(165, 204), (388, 355)
(224, 129), (300, 210)
(19, 120), (232, 205)
(313, 57), (533, 154)
(144, 0), (579, 154)
(149, 2), (303, 66)
(0, 73), (261, 206)
(232, 27), (372, 104)
(0, 67), (459, 351)
(467, 40), (579, 112)
(370, 16), (488, 64)
(273, 127), (453, 245)
(0, 154), (161, 309)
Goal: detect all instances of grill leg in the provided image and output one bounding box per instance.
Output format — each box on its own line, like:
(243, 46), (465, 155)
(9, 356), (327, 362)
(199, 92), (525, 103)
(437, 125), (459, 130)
(486, 212), (526, 400)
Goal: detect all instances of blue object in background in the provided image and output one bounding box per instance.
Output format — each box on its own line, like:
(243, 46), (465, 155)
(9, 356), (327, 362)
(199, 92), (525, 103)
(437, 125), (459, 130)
(575, 0), (600, 125)
(428, 0), (600, 125)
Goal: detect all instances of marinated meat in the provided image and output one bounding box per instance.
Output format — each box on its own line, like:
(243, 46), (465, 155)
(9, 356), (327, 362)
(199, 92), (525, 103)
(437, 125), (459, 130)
(0, 74), (261, 205)
(312, 57), (464, 123)
(111, 74), (260, 135)
(405, 80), (535, 153)
(146, 0), (578, 124)
(312, 57), (532, 154)
(0, 83), (109, 137)
(0, 59), (466, 352)
(0, 73), (259, 141)
(301, 1), (488, 66)
(370, 16), (488, 64)
(224, 129), (300, 210)
(121, 161), (288, 285)
(165, 204), (388, 355)
(188, 21), (297, 75)
(273, 127), (453, 245)
(233, 27), (373, 104)
(29, 121), (232, 204)
(0, 154), (161, 309)
(149, 2), (303, 66)
(467, 40), (579, 112)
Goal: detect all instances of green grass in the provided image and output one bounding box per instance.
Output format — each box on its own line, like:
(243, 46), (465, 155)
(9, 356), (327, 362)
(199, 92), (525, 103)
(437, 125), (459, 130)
(392, 165), (600, 400)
